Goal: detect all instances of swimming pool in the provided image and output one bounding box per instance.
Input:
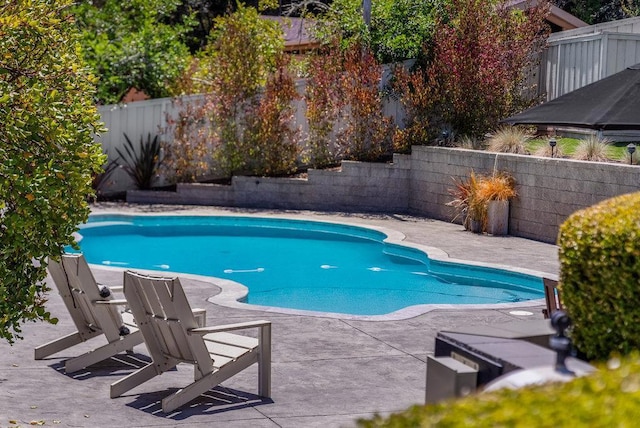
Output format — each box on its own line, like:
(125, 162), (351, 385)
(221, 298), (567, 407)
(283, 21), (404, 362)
(71, 215), (544, 316)
(71, 214), (545, 317)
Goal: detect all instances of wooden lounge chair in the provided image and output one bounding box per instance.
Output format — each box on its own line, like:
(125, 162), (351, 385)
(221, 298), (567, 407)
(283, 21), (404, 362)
(34, 254), (143, 373)
(110, 271), (272, 413)
(542, 277), (564, 319)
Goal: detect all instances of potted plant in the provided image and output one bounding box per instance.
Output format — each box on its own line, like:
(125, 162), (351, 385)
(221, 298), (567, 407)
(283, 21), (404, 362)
(478, 171), (517, 235)
(448, 170), (517, 235)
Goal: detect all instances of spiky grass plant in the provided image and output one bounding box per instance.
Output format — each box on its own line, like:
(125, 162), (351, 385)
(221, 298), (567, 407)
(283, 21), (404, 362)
(477, 171), (517, 202)
(573, 135), (612, 162)
(620, 150), (640, 165)
(457, 134), (485, 150)
(447, 170), (516, 232)
(486, 127), (532, 154)
(534, 144), (564, 158)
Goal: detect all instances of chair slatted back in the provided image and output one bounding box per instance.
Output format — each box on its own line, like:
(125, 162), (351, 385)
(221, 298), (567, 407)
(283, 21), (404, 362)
(48, 254), (122, 341)
(123, 272), (213, 372)
(542, 277), (563, 319)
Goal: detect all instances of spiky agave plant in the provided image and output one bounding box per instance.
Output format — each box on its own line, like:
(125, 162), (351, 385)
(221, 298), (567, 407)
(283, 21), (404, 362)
(116, 133), (163, 190)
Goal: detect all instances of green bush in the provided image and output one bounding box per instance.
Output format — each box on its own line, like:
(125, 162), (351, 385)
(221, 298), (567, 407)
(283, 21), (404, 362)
(72, 0), (193, 104)
(358, 352), (640, 427)
(1, 0), (105, 343)
(558, 192), (640, 361)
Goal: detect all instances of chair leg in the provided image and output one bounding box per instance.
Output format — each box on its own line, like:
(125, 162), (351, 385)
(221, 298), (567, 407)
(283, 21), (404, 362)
(163, 354), (259, 413)
(64, 331), (143, 373)
(258, 324), (272, 398)
(162, 373), (217, 413)
(110, 363), (163, 398)
(34, 331), (91, 360)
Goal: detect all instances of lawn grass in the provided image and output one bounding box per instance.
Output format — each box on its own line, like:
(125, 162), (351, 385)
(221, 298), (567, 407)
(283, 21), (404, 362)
(527, 137), (631, 161)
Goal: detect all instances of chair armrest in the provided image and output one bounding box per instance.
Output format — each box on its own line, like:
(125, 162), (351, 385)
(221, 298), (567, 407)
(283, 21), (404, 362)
(188, 320), (271, 335)
(192, 308), (207, 328)
(94, 299), (129, 306)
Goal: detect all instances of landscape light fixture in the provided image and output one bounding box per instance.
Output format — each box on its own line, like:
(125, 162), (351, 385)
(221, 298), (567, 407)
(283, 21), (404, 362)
(549, 138), (557, 158)
(627, 143), (636, 165)
(550, 310), (574, 375)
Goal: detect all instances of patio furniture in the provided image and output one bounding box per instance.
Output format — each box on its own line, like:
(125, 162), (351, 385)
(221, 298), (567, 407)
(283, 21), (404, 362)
(110, 271), (272, 413)
(34, 254), (143, 373)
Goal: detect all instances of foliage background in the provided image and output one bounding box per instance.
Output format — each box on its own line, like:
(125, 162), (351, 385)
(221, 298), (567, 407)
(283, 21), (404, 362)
(72, 0), (194, 104)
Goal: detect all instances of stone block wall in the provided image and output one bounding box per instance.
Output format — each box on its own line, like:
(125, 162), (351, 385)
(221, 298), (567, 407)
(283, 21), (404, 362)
(409, 146), (640, 242)
(128, 155), (412, 213)
(127, 146), (640, 243)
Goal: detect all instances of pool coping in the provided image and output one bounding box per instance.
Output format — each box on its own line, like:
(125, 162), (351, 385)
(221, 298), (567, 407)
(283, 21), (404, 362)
(85, 211), (551, 321)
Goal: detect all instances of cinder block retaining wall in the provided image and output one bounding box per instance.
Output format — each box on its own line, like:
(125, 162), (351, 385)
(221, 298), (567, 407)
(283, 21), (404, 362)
(128, 146), (640, 243)
(408, 147), (640, 242)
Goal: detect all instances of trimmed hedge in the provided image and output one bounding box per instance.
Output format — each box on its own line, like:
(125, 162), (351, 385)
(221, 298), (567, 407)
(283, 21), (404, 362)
(558, 192), (640, 361)
(358, 353), (640, 427)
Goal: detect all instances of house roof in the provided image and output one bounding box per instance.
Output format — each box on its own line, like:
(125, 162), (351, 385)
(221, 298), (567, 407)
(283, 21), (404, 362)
(261, 16), (320, 52)
(505, 0), (587, 31)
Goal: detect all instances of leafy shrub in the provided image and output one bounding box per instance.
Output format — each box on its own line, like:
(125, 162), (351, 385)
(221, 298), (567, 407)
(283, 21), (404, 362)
(183, 4), (286, 177)
(161, 95), (216, 183)
(337, 43), (395, 162)
(304, 41), (345, 168)
(116, 133), (163, 190)
(243, 57), (301, 176)
(72, 0), (193, 104)
(358, 352), (640, 427)
(558, 192), (640, 361)
(572, 135), (613, 162)
(391, 64), (434, 152)
(486, 127), (533, 154)
(1, 1), (105, 343)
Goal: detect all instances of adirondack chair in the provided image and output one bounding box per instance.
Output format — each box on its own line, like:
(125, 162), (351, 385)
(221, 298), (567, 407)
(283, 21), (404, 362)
(34, 254), (143, 373)
(110, 271), (272, 413)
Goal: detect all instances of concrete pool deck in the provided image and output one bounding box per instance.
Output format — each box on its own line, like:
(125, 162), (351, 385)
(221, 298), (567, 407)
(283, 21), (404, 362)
(0, 204), (560, 427)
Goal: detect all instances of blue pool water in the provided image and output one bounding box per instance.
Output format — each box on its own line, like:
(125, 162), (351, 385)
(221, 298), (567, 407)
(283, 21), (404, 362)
(70, 215), (544, 315)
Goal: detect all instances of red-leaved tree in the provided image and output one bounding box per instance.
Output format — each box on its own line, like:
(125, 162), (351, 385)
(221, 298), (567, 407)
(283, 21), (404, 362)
(243, 56), (301, 176)
(432, 0), (550, 136)
(338, 43), (395, 161)
(407, 0), (550, 139)
(304, 40), (345, 168)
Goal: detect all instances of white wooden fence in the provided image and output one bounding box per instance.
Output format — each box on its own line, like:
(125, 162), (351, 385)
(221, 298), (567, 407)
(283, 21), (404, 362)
(540, 16), (640, 100)
(96, 78), (406, 192)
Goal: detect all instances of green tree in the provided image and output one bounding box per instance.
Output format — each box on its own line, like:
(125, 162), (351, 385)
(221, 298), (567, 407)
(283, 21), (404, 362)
(72, 0), (194, 104)
(557, 0), (640, 24)
(0, 0), (105, 343)
(316, 0), (439, 63)
(185, 3), (286, 176)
